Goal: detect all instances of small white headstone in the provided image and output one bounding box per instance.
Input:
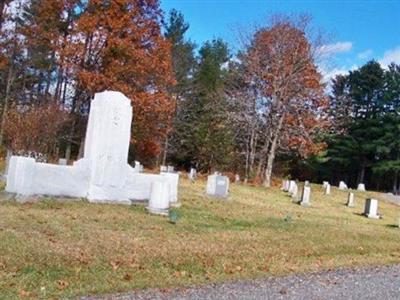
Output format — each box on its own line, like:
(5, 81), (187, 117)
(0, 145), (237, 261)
(339, 181), (348, 190)
(364, 198), (379, 219)
(304, 180), (310, 186)
(324, 183), (331, 195)
(322, 181), (329, 188)
(347, 192), (355, 207)
(288, 180), (296, 194)
(281, 179), (286, 190)
(147, 181), (170, 216)
(160, 165), (167, 172)
(188, 168), (197, 181)
(282, 180), (290, 192)
(58, 158), (67, 165)
(206, 174), (229, 198)
(291, 183), (298, 201)
(167, 165), (174, 173)
(235, 174), (240, 183)
(300, 186), (311, 206)
(357, 183), (366, 191)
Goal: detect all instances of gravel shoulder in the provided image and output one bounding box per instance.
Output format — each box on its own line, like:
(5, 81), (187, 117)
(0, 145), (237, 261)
(81, 264), (400, 300)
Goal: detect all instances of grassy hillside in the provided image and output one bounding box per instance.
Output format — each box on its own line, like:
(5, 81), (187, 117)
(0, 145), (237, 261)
(0, 178), (399, 298)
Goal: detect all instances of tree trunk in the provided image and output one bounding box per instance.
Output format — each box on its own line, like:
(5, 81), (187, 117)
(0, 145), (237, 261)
(249, 127), (257, 175)
(393, 172), (398, 195)
(0, 65), (14, 145)
(244, 136), (250, 183)
(162, 134), (168, 166)
(358, 160), (366, 183)
(263, 114), (284, 187)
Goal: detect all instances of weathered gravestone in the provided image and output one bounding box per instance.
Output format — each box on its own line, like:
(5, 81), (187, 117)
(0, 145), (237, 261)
(304, 180), (310, 186)
(357, 183), (366, 192)
(300, 186), (311, 206)
(339, 181), (348, 190)
(364, 198), (379, 219)
(281, 179), (288, 191)
(324, 183), (331, 195)
(291, 183), (299, 202)
(282, 180), (290, 192)
(235, 174), (240, 183)
(206, 173), (229, 198)
(160, 167), (180, 207)
(322, 181), (329, 188)
(6, 91), (179, 208)
(288, 180), (297, 194)
(188, 168), (197, 181)
(147, 181), (170, 216)
(347, 192), (355, 207)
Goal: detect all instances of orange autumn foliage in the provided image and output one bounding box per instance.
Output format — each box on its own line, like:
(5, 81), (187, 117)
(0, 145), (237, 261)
(63, 0), (175, 161)
(246, 17), (328, 158)
(4, 103), (69, 155)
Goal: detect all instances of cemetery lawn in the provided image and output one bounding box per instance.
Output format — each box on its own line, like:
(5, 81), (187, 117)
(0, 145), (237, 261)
(1, 180), (400, 299)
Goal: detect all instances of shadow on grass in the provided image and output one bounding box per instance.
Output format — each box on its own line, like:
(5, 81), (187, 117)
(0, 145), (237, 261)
(385, 224), (400, 229)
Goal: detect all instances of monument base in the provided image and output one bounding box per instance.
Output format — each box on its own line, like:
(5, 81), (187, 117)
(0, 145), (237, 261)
(146, 206), (169, 216)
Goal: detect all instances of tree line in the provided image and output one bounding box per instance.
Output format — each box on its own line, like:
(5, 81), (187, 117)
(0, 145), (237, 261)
(1, 1), (399, 192)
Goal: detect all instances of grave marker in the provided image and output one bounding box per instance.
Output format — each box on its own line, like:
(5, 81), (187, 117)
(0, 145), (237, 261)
(339, 181), (348, 190)
(206, 173), (229, 198)
(6, 91), (179, 204)
(300, 186), (311, 206)
(347, 192), (355, 207)
(357, 183), (366, 191)
(364, 198), (379, 219)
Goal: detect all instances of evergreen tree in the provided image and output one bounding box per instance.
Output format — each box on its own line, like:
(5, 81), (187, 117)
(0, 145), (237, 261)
(163, 9), (196, 165)
(176, 39), (233, 171)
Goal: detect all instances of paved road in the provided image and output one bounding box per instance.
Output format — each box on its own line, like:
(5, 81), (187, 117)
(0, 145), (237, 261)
(83, 264), (400, 300)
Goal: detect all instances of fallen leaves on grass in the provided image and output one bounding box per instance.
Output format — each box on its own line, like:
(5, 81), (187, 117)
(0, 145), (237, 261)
(57, 280), (69, 290)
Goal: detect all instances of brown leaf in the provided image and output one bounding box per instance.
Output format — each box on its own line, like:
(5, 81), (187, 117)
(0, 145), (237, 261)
(123, 273), (132, 281)
(57, 280), (69, 290)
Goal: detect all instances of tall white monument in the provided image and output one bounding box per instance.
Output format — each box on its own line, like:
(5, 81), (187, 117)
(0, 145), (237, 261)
(6, 91), (179, 206)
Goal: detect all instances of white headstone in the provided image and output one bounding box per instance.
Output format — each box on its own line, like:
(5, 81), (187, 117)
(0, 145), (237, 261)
(339, 181), (348, 190)
(167, 165), (174, 173)
(188, 168), (197, 181)
(300, 186), (311, 206)
(291, 183), (299, 201)
(322, 181), (329, 188)
(5, 91), (179, 204)
(357, 183), (366, 192)
(282, 180), (290, 192)
(58, 158), (67, 165)
(304, 180), (310, 186)
(160, 165), (167, 172)
(147, 181), (170, 215)
(235, 174), (240, 183)
(364, 198), (379, 219)
(288, 180), (296, 194)
(324, 183), (331, 195)
(281, 179), (286, 190)
(347, 192), (355, 207)
(206, 174), (229, 198)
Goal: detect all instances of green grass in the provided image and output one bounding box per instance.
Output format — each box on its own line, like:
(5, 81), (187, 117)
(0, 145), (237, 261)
(0, 179), (400, 299)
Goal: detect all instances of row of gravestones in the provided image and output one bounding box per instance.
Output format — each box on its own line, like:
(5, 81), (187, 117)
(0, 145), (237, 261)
(282, 179), (379, 219)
